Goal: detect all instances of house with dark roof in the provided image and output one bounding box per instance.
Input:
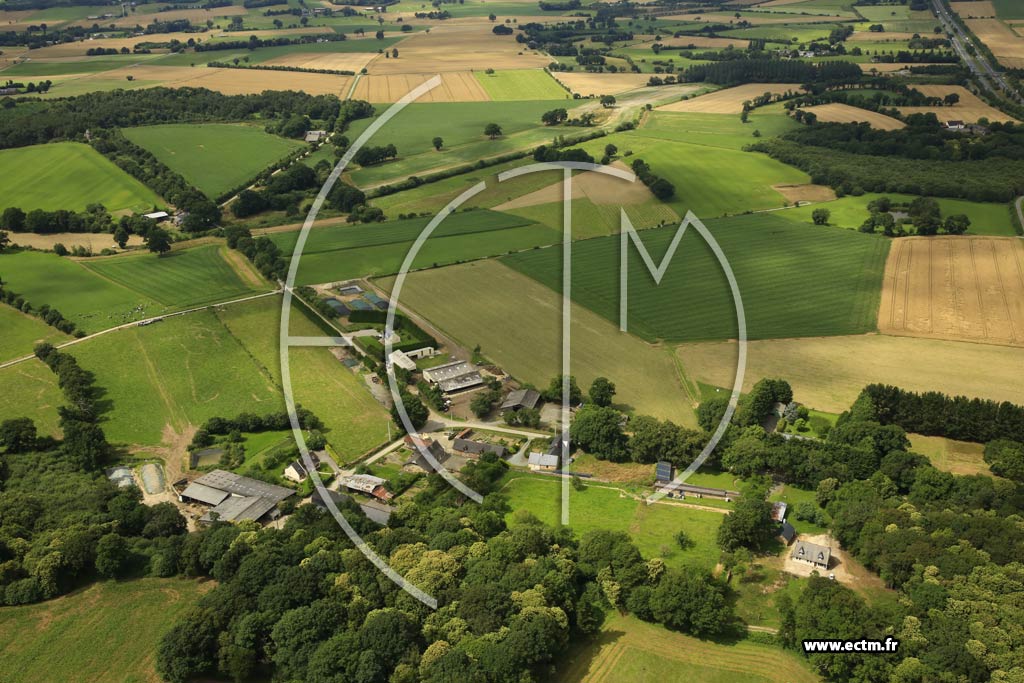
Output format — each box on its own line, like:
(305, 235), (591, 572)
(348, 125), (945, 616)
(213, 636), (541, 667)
(791, 540), (831, 569)
(779, 521), (796, 545)
(452, 437), (507, 459)
(403, 438), (450, 473)
(500, 388), (541, 414)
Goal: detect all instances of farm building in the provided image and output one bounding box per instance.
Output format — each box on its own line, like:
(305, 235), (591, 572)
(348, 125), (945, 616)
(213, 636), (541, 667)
(324, 298), (350, 316)
(388, 349), (417, 371)
(338, 474), (394, 501)
(179, 470), (294, 524)
(771, 502), (788, 523)
(311, 489), (393, 525)
(655, 460), (674, 483)
(945, 120), (965, 130)
(304, 130), (327, 142)
(143, 211), (169, 221)
(422, 359), (483, 393)
(657, 481), (739, 501)
(791, 540), (831, 569)
(337, 284), (363, 295)
(452, 437), (507, 458)
(528, 452), (559, 471)
(403, 435), (450, 473)
(500, 388), (541, 414)
(779, 521), (796, 545)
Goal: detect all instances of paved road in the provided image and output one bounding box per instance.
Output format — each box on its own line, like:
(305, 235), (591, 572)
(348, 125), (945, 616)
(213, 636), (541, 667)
(932, 0), (1021, 103)
(0, 289), (281, 370)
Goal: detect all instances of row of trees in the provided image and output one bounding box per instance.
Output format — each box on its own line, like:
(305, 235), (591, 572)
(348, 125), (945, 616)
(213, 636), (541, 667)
(0, 283), (80, 336)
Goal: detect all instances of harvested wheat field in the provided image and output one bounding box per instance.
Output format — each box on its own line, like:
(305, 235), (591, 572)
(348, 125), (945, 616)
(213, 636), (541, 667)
(951, 1), (997, 18)
(351, 71), (489, 102)
(849, 31), (921, 42)
(494, 162), (660, 210)
(551, 72), (652, 96)
(9, 232), (145, 251)
(650, 36), (751, 49)
(676, 334), (1024, 412)
(365, 23), (548, 75)
(659, 83), (804, 114)
(965, 19), (1024, 68)
(771, 184), (837, 204)
(879, 236), (1024, 346)
(263, 51), (377, 73)
(46, 65), (351, 95)
(898, 84), (1016, 122)
(801, 103), (906, 130)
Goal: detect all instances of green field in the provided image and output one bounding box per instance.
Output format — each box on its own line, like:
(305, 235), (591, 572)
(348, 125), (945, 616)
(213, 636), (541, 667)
(503, 475), (722, 569)
(636, 111), (801, 150)
(0, 250), (155, 330)
(575, 133), (810, 217)
(343, 100), (585, 187)
(0, 142), (163, 214)
(0, 305), (70, 363)
(503, 212), (890, 343)
(0, 578), (207, 683)
(780, 193), (1017, 237)
(474, 69), (570, 101)
(82, 245), (265, 309)
(0, 360), (65, 438)
(123, 123), (306, 198)
(379, 259), (698, 423)
(270, 209), (559, 285)
(993, 0), (1024, 19)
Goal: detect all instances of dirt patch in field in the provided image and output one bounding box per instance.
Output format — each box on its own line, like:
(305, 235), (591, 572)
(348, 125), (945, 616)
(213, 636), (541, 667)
(801, 103), (906, 130)
(879, 236), (1024, 346)
(351, 71), (489, 102)
(263, 51), (377, 72)
(950, 0), (997, 18)
(658, 83), (804, 114)
(551, 71), (653, 96)
(859, 62), (919, 73)
(8, 231), (144, 251)
(494, 161), (656, 210)
(771, 184), (837, 203)
(365, 22), (548, 75)
(965, 18), (1024, 69)
(897, 84), (1016, 122)
(676, 334), (1024, 412)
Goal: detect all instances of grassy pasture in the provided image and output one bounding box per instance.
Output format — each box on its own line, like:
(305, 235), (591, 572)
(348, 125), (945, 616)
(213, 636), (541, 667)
(557, 614), (820, 683)
(0, 250), (155, 330)
(0, 305), (69, 363)
(82, 245), (265, 309)
(994, 0), (1024, 19)
(270, 209), (559, 284)
(503, 213), (890, 343)
(503, 475), (723, 569)
(635, 111), (801, 150)
(0, 360), (65, 438)
(149, 36), (404, 67)
(0, 142), (163, 213)
(343, 100), (585, 187)
(378, 260), (697, 423)
(908, 434), (991, 476)
(473, 69), (570, 100)
(0, 578), (208, 683)
(780, 193), (1017, 236)
(575, 133), (810, 217)
(123, 123), (305, 198)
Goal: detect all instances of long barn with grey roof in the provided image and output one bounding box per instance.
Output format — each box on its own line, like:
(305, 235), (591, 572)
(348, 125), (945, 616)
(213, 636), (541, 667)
(179, 470), (294, 524)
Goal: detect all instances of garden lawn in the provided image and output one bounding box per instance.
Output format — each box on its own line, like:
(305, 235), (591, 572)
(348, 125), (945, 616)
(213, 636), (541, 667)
(0, 578), (208, 683)
(122, 123), (306, 198)
(502, 475), (722, 569)
(474, 69), (570, 101)
(0, 142), (163, 213)
(503, 212), (890, 342)
(82, 245), (265, 310)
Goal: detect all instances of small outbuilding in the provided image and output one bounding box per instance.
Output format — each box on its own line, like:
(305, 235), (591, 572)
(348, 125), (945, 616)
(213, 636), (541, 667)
(500, 388), (541, 414)
(528, 452), (559, 471)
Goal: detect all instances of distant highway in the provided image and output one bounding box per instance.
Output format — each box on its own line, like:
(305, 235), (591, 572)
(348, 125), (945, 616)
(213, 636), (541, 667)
(931, 0), (1022, 103)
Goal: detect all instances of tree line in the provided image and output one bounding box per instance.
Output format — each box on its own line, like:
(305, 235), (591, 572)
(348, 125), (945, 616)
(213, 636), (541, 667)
(0, 283), (80, 336)
(681, 59), (862, 88)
